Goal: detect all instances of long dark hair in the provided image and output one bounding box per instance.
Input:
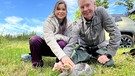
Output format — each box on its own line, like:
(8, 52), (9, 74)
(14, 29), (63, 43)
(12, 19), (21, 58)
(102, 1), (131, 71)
(53, 0), (67, 35)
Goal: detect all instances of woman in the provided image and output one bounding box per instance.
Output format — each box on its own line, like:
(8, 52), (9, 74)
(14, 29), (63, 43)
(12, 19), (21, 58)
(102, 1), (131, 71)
(29, 0), (75, 69)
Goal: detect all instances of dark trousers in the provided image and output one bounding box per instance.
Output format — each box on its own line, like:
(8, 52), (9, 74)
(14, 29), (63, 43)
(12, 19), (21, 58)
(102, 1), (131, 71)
(29, 36), (67, 67)
(71, 46), (114, 67)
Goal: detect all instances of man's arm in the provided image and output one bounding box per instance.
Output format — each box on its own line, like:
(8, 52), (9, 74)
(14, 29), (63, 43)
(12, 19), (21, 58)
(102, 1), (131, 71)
(63, 21), (81, 57)
(99, 7), (121, 56)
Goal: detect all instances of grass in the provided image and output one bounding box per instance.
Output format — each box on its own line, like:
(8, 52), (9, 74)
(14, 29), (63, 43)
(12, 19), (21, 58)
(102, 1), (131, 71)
(0, 39), (135, 76)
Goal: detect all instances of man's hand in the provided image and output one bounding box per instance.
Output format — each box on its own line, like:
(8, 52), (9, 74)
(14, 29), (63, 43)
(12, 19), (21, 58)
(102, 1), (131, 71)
(98, 55), (110, 64)
(61, 56), (75, 68)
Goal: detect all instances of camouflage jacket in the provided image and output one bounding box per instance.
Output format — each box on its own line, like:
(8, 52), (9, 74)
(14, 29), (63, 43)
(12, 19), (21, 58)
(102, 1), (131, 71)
(63, 7), (121, 57)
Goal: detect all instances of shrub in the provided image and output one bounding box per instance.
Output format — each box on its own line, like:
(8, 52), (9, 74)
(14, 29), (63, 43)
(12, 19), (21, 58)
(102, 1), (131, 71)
(3, 31), (37, 41)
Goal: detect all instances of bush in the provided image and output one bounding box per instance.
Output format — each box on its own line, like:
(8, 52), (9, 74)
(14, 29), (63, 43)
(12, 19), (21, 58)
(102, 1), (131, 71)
(3, 32), (37, 41)
(0, 35), (3, 43)
(129, 14), (135, 21)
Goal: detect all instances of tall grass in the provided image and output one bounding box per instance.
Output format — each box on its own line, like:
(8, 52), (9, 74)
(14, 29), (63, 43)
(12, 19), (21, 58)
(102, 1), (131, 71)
(0, 39), (59, 76)
(1, 31), (36, 41)
(0, 36), (135, 76)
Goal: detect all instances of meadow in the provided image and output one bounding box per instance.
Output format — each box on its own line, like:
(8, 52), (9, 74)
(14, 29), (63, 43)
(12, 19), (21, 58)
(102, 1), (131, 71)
(0, 36), (135, 76)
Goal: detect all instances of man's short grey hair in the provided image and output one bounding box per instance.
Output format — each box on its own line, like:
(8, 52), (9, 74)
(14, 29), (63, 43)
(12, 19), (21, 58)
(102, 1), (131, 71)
(78, 0), (95, 4)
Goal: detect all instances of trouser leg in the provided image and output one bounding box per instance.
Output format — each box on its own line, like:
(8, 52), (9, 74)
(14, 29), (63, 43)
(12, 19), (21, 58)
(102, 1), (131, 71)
(71, 49), (92, 64)
(71, 46), (114, 67)
(29, 36), (67, 66)
(96, 49), (114, 67)
(29, 36), (55, 67)
(103, 59), (114, 67)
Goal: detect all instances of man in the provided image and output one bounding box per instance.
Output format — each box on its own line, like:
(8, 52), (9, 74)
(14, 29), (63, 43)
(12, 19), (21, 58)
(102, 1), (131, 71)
(63, 0), (121, 67)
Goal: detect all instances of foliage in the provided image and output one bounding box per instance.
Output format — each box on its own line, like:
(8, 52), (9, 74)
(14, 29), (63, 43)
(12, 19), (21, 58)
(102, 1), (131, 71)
(74, 9), (81, 20)
(129, 14), (135, 21)
(0, 35), (3, 43)
(95, 0), (109, 8)
(115, 0), (135, 21)
(115, 0), (135, 10)
(1, 31), (37, 41)
(74, 0), (109, 20)
(0, 40), (135, 76)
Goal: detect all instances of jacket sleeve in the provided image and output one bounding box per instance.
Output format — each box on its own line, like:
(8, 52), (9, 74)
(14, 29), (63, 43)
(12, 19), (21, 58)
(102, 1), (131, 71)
(99, 7), (121, 56)
(54, 34), (70, 42)
(63, 21), (80, 57)
(43, 20), (66, 60)
(54, 19), (73, 42)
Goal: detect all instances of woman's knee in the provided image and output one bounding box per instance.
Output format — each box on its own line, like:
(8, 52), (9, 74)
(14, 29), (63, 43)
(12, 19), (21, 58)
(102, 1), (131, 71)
(29, 36), (41, 44)
(57, 40), (67, 49)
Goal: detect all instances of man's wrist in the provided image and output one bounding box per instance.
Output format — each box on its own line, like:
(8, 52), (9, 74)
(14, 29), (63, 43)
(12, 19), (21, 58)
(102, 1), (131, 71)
(105, 54), (112, 59)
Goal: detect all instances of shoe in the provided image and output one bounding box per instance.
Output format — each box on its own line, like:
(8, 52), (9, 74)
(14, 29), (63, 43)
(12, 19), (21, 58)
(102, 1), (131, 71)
(21, 54), (31, 61)
(38, 60), (44, 67)
(32, 60), (44, 68)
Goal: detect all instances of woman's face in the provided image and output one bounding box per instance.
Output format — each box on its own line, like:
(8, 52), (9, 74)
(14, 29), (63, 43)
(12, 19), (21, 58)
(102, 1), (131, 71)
(54, 3), (67, 22)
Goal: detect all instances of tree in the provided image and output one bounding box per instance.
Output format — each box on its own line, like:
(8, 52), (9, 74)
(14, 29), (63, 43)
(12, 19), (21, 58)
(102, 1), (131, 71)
(115, 0), (135, 20)
(129, 14), (135, 21)
(74, 0), (109, 20)
(128, 8), (135, 21)
(74, 9), (81, 20)
(115, 0), (135, 10)
(96, 0), (109, 8)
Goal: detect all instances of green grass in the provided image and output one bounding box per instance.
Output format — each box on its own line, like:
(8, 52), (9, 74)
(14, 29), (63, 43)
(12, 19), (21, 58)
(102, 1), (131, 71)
(0, 40), (135, 76)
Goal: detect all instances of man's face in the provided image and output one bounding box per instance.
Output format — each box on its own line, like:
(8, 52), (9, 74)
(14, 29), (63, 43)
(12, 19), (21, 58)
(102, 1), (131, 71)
(78, 0), (96, 20)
